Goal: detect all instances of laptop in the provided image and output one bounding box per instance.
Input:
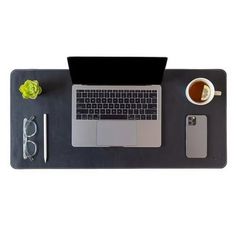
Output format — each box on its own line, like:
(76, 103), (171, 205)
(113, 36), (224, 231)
(68, 57), (167, 147)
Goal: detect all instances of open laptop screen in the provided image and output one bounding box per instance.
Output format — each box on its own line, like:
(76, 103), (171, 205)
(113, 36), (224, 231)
(68, 57), (167, 85)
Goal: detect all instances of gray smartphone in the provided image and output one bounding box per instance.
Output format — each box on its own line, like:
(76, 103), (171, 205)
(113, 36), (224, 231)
(186, 115), (207, 158)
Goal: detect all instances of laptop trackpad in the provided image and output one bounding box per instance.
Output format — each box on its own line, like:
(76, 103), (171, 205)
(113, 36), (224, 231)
(97, 121), (136, 146)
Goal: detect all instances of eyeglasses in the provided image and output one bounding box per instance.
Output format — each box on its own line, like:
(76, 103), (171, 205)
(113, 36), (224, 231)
(23, 116), (38, 161)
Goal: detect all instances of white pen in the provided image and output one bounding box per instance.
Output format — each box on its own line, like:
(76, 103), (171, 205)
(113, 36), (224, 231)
(43, 114), (47, 163)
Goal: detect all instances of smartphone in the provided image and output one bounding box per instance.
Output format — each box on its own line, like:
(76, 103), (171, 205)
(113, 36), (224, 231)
(186, 115), (207, 158)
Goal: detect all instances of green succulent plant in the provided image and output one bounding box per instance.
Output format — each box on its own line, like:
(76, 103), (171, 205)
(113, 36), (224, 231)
(19, 80), (42, 99)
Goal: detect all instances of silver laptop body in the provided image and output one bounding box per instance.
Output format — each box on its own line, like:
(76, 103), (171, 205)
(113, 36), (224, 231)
(69, 57), (167, 147)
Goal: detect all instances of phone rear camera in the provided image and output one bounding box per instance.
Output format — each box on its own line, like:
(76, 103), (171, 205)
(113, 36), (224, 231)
(188, 116), (196, 125)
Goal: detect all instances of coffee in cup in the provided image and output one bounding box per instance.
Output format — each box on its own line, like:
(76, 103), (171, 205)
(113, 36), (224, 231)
(186, 78), (222, 105)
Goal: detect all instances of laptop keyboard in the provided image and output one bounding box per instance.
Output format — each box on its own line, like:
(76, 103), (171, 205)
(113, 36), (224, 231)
(76, 89), (158, 120)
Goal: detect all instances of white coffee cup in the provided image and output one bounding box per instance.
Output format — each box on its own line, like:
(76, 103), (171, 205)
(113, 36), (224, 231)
(186, 78), (222, 105)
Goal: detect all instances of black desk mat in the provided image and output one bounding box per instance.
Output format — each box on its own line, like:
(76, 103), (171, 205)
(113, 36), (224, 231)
(10, 69), (227, 168)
